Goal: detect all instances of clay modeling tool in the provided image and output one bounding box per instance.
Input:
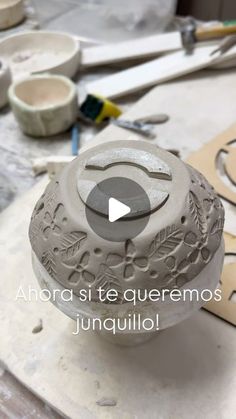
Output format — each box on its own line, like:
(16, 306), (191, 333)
(71, 123), (80, 156)
(135, 113), (169, 124)
(111, 118), (156, 138)
(80, 94), (122, 123)
(210, 34), (236, 56)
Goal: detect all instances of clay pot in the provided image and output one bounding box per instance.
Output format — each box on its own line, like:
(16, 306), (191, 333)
(0, 31), (80, 79)
(9, 75), (78, 137)
(0, 59), (12, 108)
(0, 0), (24, 30)
(29, 140), (225, 344)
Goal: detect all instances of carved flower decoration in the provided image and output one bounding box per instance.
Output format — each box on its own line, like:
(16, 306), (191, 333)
(66, 252), (95, 285)
(42, 204), (65, 239)
(106, 239), (149, 280)
(164, 255), (189, 288)
(184, 232), (210, 264)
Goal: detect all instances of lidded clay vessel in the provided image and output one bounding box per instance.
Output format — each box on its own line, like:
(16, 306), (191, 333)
(29, 140), (225, 345)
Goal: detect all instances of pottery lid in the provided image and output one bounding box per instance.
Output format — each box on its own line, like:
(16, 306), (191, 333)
(77, 146), (172, 218)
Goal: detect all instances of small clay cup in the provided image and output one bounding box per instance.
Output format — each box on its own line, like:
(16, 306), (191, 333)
(0, 59), (12, 108)
(0, 0), (24, 30)
(9, 74), (78, 137)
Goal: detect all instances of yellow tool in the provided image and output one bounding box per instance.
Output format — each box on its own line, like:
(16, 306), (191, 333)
(80, 94), (122, 123)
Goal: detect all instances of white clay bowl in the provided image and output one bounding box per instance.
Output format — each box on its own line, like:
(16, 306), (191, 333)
(0, 31), (80, 79)
(0, 0), (24, 30)
(0, 58), (12, 108)
(9, 75), (78, 137)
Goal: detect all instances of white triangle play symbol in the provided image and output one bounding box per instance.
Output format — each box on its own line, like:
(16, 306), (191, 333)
(108, 197), (131, 222)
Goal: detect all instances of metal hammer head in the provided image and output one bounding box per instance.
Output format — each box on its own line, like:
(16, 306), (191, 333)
(180, 18), (197, 54)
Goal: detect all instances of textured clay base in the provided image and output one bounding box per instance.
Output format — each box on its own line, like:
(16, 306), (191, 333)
(32, 238), (224, 345)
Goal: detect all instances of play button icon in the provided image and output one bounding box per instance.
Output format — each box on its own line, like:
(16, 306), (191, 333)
(108, 198), (131, 222)
(84, 177), (151, 242)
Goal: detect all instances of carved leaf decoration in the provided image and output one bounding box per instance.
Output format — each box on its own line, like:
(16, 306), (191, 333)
(210, 218), (224, 240)
(60, 232), (87, 260)
(33, 200), (44, 218)
(95, 264), (123, 303)
(149, 225), (183, 260)
(190, 167), (214, 197)
(29, 223), (41, 247)
(42, 250), (56, 279)
(45, 181), (59, 211)
(189, 191), (207, 235)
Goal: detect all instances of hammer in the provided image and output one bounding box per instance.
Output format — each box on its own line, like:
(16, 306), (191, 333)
(180, 18), (236, 53)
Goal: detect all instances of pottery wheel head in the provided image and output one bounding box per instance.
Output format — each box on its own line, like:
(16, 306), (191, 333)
(29, 140), (225, 302)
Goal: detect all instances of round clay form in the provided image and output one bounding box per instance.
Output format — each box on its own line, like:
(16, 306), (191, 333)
(29, 140), (225, 342)
(0, 31), (80, 79)
(0, 0), (24, 30)
(0, 59), (12, 108)
(9, 74), (78, 137)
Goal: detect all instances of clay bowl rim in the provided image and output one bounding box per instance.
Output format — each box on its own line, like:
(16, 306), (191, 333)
(0, 31), (80, 75)
(8, 74), (77, 112)
(0, 0), (23, 12)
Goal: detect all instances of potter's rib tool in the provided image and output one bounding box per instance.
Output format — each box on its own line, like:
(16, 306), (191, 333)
(111, 118), (156, 139)
(80, 94), (122, 123)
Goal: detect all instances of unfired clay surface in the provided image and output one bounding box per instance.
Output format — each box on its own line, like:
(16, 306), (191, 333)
(0, 0), (24, 30)
(0, 31), (80, 79)
(29, 141), (225, 303)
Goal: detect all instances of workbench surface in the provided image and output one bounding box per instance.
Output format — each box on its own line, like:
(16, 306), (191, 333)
(1, 71), (236, 418)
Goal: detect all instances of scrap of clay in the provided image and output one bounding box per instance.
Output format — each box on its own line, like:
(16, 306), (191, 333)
(96, 397), (117, 407)
(85, 148), (172, 180)
(32, 319), (43, 334)
(136, 113), (169, 124)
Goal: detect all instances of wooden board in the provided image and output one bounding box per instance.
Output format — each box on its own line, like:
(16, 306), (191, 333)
(185, 118), (236, 325)
(2, 73), (236, 418)
(0, 369), (61, 419)
(81, 31), (182, 68)
(204, 233), (236, 326)
(86, 44), (236, 99)
(187, 123), (236, 206)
